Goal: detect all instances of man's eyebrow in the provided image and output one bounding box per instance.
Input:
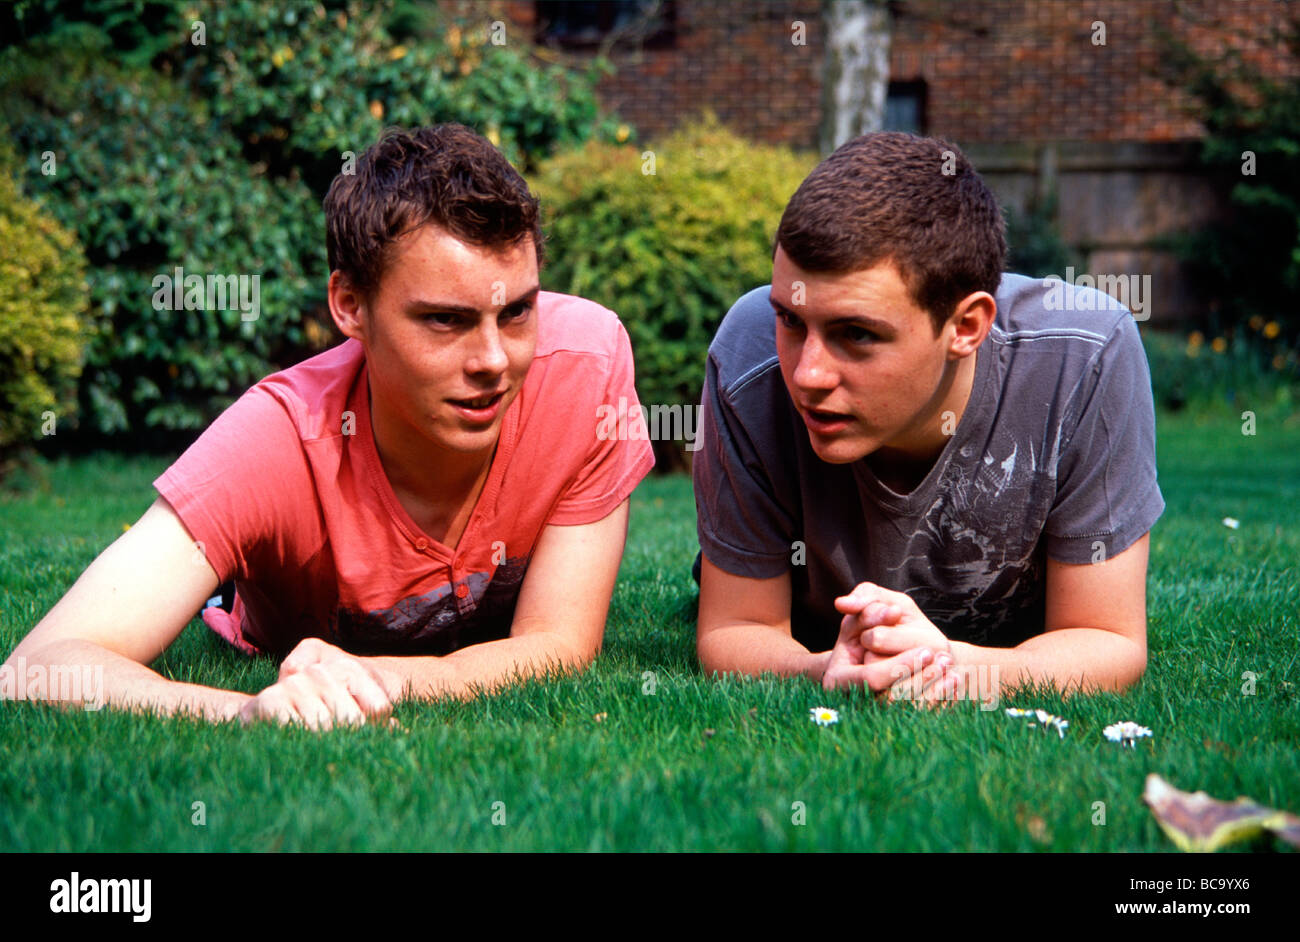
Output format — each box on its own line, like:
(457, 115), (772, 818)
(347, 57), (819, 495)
(405, 285), (540, 315)
(770, 298), (895, 336)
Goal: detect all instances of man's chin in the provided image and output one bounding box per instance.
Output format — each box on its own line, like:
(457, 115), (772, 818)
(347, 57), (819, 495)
(806, 432), (873, 465)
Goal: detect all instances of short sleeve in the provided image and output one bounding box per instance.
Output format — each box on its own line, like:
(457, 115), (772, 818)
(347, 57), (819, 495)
(153, 386), (317, 581)
(693, 351), (799, 578)
(545, 320), (655, 526)
(1045, 315), (1165, 563)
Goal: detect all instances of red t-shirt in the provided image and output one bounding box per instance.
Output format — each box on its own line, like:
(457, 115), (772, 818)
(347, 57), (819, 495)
(155, 291), (655, 656)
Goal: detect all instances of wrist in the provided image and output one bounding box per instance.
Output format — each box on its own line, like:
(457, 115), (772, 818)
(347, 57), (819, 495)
(806, 649), (834, 684)
(364, 654), (443, 701)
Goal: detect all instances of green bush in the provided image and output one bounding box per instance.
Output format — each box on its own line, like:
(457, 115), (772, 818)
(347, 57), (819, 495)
(0, 131), (88, 469)
(1160, 11), (1300, 348)
(1141, 325), (1297, 414)
(532, 117), (815, 463)
(0, 27), (326, 438)
(178, 0), (618, 191)
(1, 1), (621, 444)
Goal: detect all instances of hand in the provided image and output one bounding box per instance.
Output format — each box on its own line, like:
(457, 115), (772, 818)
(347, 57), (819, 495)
(239, 638), (401, 730)
(831, 582), (960, 708)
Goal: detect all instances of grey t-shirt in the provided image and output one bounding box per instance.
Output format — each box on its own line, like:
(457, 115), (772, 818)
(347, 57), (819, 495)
(693, 273), (1165, 652)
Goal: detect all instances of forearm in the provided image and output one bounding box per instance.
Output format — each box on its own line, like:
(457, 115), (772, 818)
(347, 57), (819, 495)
(697, 625), (831, 682)
(950, 627), (1147, 698)
(3, 638), (250, 721)
(368, 630), (595, 702)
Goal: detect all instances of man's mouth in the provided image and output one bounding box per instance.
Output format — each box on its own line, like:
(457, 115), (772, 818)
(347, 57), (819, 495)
(447, 390), (507, 425)
(449, 391), (504, 409)
(799, 403), (854, 433)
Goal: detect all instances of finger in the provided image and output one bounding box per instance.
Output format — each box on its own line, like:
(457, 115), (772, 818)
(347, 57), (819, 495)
(279, 672), (353, 731)
(862, 623), (931, 656)
(833, 582), (884, 615)
(822, 663), (874, 691)
(894, 656), (950, 705)
(866, 646), (934, 694)
(922, 669), (963, 708)
(242, 687), (306, 728)
(302, 665), (369, 728)
(279, 637), (332, 679)
(342, 667), (393, 719)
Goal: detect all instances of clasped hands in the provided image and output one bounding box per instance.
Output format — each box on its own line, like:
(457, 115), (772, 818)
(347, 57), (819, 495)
(821, 582), (961, 708)
(238, 637), (406, 730)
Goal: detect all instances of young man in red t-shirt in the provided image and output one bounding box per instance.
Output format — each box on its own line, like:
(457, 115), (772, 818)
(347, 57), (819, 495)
(4, 125), (654, 729)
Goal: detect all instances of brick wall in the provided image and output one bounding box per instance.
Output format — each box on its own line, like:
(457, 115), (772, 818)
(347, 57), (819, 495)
(493, 0), (1296, 149)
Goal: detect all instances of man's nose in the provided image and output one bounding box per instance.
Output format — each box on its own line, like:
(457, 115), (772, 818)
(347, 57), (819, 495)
(792, 332), (839, 391)
(466, 321), (509, 375)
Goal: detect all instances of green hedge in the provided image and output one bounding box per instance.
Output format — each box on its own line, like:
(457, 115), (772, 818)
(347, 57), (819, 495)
(532, 117), (815, 447)
(176, 0), (619, 193)
(0, 132), (88, 467)
(1, 1), (620, 444)
(0, 27), (324, 437)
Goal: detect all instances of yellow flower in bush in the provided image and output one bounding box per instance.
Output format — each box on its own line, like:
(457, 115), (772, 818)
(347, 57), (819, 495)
(389, 45), (408, 61)
(615, 124), (630, 143)
(1264, 321), (1281, 339)
(369, 100), (384, 120)
(1249, 315), (1265, 331)
(1188, 330), (1204, 347)
(1212, 336), (1227, 353)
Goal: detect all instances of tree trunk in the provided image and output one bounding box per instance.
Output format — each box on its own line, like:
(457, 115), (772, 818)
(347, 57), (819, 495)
(819, 0), (893, 156)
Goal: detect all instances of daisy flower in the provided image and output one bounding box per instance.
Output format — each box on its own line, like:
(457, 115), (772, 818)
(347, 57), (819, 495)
(1004, 707), (1067, 738)
(809, 706), (839, 727)
(1222, 517), (1241, 530)
(1034, 709), (1069, 738)
(1104, 721), (1153, 747)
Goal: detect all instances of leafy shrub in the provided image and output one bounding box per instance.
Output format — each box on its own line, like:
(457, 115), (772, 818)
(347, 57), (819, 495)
(1160, 11), (1300, 348)
(1141, 325), (1296, 414)
(1, 1), (621, 444)
(0, 130), (88, 470)
(531, 117), (815, 464)
(0, 27), (326, 439)
(176, 0), (619, 192)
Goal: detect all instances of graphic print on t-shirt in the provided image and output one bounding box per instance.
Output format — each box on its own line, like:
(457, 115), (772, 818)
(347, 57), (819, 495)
(332, 553), (532, 655)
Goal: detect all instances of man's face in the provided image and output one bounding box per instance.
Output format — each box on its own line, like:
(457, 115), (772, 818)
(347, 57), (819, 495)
(771, 246), (960, 465)
(354, 224), (539, 461)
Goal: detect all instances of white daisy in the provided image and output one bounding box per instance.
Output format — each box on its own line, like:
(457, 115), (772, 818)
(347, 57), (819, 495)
(1033, 709), (1069, 738)
(1104, 721), (1153, 747)
(1222, 517), (1240, 529)
(809, 706), (839, 727)
(1005, 707), (1067, 738)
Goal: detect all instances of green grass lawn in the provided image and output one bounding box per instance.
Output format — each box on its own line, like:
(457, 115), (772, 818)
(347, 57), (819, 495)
(1, 406), (1297, 852)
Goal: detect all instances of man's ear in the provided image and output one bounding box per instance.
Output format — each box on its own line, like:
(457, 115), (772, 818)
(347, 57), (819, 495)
(945, 291), (996, 359)
(328, 270), (369, 342)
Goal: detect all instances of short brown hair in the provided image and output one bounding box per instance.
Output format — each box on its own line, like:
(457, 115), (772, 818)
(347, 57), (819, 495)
(324, 124), (543, 298)
(775, 132), (1006, 334)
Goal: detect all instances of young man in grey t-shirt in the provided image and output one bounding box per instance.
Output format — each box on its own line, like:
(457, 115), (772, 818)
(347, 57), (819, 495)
(693, 132), (1164, 707)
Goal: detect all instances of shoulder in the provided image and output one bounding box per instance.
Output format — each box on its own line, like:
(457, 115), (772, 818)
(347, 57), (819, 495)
(253, 338), (366, 442)
(992, 272), (1136, 356)
(534, 291), (629, 362)
(707, 285), (780, 396)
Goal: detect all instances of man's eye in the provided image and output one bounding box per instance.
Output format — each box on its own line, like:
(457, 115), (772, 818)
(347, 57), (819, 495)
(500, 304), (532, 323)
(423, 312), (461, 327)
(774, 308), (800, 330)
(845, 326), (878, 344)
